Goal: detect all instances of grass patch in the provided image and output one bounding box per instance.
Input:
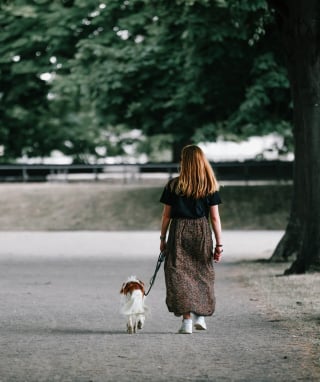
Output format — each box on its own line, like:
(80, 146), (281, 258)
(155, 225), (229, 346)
(219, 184), (292, 230)
(0, 183), (292, 230)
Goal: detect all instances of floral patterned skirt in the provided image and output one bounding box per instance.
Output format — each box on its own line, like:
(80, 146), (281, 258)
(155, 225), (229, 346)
(164, 217), (215, 317)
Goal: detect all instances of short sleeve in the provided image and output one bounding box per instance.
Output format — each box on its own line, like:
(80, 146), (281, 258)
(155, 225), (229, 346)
(159, 183), (175, 205)
(207, 191), (222, 206)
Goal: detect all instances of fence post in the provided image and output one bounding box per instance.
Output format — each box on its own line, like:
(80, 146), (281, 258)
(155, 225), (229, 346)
(22, 167), (28, 182)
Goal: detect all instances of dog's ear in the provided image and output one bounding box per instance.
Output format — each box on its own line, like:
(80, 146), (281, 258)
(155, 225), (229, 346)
(120, 283), (126, 294)
(138, 280), (145, 294)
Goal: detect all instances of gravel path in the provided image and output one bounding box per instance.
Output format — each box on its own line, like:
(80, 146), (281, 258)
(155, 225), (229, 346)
(0, 231), (319, 382)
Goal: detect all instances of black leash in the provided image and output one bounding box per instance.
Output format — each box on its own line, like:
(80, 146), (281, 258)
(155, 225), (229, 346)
(144, 252), (165, 296)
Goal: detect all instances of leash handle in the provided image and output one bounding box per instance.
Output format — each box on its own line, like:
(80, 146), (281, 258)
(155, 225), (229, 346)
(144, 252), (165, 296)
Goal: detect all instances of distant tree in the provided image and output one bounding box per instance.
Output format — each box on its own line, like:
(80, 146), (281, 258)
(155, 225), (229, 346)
(267, 0), (320, 273)
(0, 0), (292, 163)
(0, 3), (52, 159)
(0, 1), (106, 161)
(55, 0), (292, 161)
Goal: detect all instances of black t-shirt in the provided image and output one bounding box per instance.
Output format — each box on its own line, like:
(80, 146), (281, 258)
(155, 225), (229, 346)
(160, 179), (222, 219)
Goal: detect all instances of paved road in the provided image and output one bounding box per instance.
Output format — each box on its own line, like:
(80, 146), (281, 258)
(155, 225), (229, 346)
(0, 231), (318, 381)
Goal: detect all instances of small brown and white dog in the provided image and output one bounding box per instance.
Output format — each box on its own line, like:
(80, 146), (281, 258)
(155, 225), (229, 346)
(120, 276), (147, 334)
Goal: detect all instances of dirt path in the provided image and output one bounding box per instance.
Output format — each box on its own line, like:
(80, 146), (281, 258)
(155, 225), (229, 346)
(0, 232), (319, 381)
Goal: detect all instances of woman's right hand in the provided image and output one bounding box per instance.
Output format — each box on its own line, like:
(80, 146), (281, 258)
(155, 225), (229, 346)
(160, 240), (166, 253)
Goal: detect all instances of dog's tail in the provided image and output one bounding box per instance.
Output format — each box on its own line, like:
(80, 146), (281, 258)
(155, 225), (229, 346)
(120, 290), (146, 316)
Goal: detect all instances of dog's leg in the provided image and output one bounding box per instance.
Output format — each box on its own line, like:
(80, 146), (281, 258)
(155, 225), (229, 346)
(137, 314), (145, 330)
(127, 315), (134, 334)
(133, 316), (137, 333)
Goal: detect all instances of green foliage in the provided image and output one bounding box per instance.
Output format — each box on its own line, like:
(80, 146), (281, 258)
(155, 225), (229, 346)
(216, 52), (292, 149)
(0, 0), (293, 161)
(0, 0), (103, 160)
(59, 0), (291, 154)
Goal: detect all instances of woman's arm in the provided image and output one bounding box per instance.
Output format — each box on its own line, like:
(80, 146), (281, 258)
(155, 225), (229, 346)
(160, 204), (171, 252)
(209, 205), (223, 262)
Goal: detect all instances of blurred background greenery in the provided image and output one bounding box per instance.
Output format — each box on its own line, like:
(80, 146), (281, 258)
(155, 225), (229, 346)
(0, 0), (292, 164)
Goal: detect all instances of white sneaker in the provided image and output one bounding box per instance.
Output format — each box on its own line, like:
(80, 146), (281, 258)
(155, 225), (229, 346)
(193, 315), (207, 330)
(178, 319), (192, 334)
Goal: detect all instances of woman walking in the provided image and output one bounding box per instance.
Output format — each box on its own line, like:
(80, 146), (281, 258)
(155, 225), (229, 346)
(159, 145), (223, 334)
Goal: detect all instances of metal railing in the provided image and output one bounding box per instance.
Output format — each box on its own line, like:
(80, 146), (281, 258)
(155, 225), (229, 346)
(0, 160), (293, 183)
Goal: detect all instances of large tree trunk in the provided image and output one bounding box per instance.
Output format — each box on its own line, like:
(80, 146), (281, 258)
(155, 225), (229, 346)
(269, 0), (320, 273)
(172, 137), (193, 163)
(269, 209), (301, 263)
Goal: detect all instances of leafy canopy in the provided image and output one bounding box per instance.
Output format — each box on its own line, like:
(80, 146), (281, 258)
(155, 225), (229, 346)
(0, 0), (292, 161)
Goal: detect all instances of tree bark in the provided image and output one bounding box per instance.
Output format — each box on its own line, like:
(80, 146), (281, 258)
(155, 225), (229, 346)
(172, 138), (193, 163)
(268, 0), (320, 273)
(269, 211), (301, 263)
